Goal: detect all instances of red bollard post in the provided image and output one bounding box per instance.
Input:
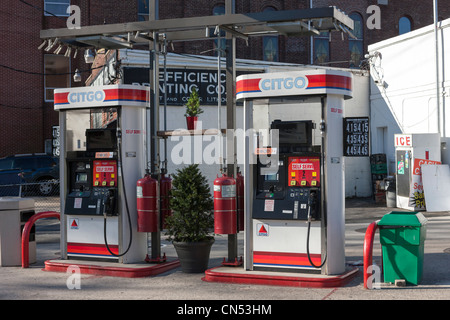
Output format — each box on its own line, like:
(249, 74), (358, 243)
(363, 220), (379, 289)
(22, 211), (60, 268)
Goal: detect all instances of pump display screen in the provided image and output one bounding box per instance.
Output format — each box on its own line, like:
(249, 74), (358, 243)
(271, 121), (312, 145)
(86, 129), (117, 151)
(265, 173), (278, 181)
(76, 173), (88, 182)
(279, 123), (308, 144)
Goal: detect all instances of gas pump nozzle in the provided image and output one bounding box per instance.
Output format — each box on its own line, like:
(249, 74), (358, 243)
(103, 189), (117, 217)
(307, 190), (318, 222)
(102, 192), (108, 218)
(306, 193), (313, 223)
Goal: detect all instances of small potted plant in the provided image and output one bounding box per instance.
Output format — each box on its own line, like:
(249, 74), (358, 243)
(184, 87), (203, 130)
(165, 164), (214, 273)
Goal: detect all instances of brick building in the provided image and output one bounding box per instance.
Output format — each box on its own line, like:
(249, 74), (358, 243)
(0, 0), (140, 157)
(1, 0), (449, 157)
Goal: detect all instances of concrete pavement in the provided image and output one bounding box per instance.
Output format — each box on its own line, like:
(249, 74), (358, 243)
(2, 197), (450, 302)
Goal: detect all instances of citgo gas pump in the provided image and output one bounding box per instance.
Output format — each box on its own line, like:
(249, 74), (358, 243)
(55, 85), (149, 263)
(237, 69), (353, 275)
(252, 120), (324, 271)
(65, 128), (126, 258)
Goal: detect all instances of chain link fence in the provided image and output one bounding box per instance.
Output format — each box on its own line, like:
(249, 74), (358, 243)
(0, 179), (60, 213)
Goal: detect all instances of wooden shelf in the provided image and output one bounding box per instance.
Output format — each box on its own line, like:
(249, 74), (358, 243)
(157, 129), (226, 137)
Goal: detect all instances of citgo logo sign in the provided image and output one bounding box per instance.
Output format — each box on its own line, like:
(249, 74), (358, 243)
(68, 90), (105, 103)
(260, 76), (306, 91)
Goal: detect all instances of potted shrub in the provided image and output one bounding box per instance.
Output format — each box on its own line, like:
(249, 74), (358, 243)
(165, 164), (214, 273)
(184, 87), (203, 130)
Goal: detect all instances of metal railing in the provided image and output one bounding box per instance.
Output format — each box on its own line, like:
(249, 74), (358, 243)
(22, 211), (60, 268)
(0, 179), (60, 213)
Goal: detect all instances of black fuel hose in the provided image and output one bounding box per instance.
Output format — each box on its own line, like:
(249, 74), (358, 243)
(306, 203), (327, 269)
(104, 128), (133, 257)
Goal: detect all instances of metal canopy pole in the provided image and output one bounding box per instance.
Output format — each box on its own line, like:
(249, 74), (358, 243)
(243, 99), (253, 270)
(434, 0), (442, 136)
(148, 0), (161, 261)
(217, 28), (223, 172)
(225, 0), (239, 264)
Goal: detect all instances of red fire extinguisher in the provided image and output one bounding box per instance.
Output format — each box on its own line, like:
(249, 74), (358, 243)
(136, 173), (158, 233)
(160, 173), (172, 229)
(236, 170), (244, 232)
(214, 173), (237, 234)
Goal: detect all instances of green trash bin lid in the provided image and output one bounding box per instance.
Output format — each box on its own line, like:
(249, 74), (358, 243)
(378, 211), (427, 227)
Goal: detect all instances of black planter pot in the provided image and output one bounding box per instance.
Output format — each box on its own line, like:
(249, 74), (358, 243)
(173, 238), (215, 273)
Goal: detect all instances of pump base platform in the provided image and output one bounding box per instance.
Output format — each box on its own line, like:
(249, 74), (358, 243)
(202, 266), (358, 288)
(44, 258), (180, 278)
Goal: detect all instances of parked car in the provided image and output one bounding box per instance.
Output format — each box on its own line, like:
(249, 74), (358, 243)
(0, 153), (59, 196)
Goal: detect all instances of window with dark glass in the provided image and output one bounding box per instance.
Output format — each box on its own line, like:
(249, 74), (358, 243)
(212, 4), (226, 56)
(399, 16), (412, 35)
(314, 32), (330, 65)
(0, 159), (13, 170)
(349, 13), (363, 68)
(44, 0), (70, 17)
(262, 7), (279, 62)
(138, 0), (148, 21)
(44, 54), (70, 102)
(138, 0), (158, 21)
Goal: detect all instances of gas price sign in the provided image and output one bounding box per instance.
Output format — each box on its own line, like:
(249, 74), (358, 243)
(343, 117), (369, 157)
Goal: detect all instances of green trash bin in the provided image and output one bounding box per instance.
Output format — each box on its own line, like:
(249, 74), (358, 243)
(378, 211), (427, 285)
